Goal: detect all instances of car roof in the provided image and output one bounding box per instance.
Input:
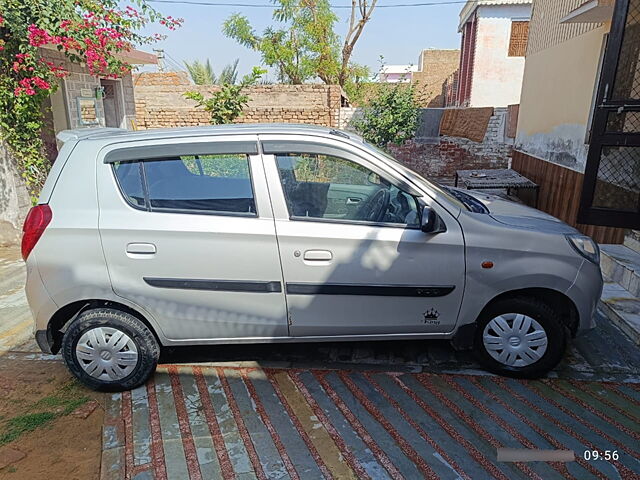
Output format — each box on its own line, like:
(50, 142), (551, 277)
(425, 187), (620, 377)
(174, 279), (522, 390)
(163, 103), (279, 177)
(56, 123), (363, 145)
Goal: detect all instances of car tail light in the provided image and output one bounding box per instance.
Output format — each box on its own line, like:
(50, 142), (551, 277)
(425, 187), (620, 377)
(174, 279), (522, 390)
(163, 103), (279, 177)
(21, 204), (52, 260)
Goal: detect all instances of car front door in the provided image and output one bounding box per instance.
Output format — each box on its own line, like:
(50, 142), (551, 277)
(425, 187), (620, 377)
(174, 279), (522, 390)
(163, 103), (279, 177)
(97, 136), (288, 343)
(260, 136), (466, 337)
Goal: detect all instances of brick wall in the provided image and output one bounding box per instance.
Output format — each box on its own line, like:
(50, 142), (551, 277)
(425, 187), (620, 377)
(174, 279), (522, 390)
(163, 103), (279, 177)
(389, 136), (510, 185)
(388, 107), (512, 183)
(133, 72), (345, 129)
(412, 49), (461, 108)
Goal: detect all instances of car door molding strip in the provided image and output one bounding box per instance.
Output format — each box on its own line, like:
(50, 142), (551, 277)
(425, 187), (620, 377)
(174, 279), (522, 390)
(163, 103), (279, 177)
(143, 278), (283, 293)
(285, 283), (455, 297)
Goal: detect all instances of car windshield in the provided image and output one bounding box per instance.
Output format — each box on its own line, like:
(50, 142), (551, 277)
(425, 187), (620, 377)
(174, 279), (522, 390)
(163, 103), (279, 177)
(361, 141), (469, 211)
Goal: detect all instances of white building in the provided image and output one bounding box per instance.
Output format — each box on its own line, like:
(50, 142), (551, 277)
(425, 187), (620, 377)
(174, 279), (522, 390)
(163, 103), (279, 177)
(456, 0), (532, 107)
(378, 65), (419, 83)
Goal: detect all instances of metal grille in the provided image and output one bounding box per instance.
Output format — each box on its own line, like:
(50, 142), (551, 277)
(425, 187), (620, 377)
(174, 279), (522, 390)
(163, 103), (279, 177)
(102, 84), (116, 99)
(612, 0), (640, 101)
(606, 110), (640, 132)
(593, 145), (640, 211)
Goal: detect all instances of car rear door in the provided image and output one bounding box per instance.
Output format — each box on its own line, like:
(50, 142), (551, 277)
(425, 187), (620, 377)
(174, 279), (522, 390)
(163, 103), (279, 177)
(97, 135), (288, 343)
(260, 135), (466, 337)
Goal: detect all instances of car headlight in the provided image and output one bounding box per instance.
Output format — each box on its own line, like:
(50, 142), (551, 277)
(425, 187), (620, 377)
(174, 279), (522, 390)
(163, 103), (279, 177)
(566, 234), (600, 265)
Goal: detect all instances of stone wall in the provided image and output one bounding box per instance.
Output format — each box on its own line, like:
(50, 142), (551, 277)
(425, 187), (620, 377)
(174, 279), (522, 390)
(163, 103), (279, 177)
(133, 72), (345, 129)
(43, 48), (136, 130)
(0, 144), (30, 246)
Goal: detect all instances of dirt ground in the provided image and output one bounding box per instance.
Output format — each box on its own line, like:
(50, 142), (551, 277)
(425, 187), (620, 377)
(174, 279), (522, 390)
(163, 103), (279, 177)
(0, 353), (104, 480)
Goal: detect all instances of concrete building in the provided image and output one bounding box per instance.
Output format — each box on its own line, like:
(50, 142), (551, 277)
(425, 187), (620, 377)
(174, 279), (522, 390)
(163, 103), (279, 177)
(456, 0), (533, 107)
(0, 48), (156, 245)
(513, 0), (635, 241)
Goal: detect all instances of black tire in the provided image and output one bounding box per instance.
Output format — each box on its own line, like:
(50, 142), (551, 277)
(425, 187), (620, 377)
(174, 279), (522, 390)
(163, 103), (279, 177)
(61, 308), (160, 392)
(473, 297), (568, 379)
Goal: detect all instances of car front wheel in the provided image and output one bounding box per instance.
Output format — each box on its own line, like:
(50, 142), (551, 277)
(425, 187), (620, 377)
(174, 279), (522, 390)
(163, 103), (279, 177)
(61, 308), (159, 391)
(473, 297), (568, 378)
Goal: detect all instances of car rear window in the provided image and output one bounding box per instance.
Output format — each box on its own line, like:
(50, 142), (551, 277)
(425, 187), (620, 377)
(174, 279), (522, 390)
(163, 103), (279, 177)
(113, 154), (256, 216)
(113, 162), (145, 207)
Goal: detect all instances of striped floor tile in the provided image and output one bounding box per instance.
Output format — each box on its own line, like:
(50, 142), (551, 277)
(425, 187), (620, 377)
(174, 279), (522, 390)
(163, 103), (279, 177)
(102, 366), (640, 480)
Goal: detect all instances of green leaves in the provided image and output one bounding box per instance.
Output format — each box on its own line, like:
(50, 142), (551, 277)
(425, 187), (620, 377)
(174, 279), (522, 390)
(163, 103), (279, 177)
(0, 0), (176, 200)
(184, 67), (265, 125)
(354, 85), (419, 148)
(184, 58), (240, 85)
(184, 59), (216, 85)
(223, 0), (340, 85)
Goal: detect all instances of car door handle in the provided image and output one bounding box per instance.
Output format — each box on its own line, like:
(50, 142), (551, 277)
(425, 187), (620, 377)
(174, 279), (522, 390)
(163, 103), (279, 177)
(303, 250), (333, 261)
(126, 243), (156, 254)
(346, 197), (362, 205)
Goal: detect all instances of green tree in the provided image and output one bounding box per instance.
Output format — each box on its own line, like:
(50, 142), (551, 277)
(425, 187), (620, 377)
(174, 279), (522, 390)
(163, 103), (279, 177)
(223, 0), (339, 84)
(223, 0), (374, 88)
(354, 84), (418, 147)
(184, 67), (266, 124)
(218, 59), (239, 84)
(184, 59), (215, 85)
(184, 58), (240, 85)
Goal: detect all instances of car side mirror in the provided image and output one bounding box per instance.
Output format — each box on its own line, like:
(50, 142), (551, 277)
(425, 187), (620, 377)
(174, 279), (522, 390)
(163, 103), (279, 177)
(421, 205), (445, 234)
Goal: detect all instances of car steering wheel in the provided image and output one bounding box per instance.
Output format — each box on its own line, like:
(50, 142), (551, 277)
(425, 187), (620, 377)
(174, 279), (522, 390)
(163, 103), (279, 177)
(359, 188), (391, 222)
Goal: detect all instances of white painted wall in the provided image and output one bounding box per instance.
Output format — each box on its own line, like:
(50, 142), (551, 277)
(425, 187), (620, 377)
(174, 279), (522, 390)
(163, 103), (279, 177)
(470, 4), (531, 108)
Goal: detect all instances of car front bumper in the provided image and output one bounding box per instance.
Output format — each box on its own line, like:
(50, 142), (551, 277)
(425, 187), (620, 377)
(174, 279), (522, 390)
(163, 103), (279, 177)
(565, 259), (604, 334)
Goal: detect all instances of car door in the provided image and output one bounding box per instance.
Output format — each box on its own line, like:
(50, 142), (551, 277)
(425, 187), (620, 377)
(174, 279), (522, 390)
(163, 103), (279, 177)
(97, 135), (288, 343)
(260, 135), (466, 337)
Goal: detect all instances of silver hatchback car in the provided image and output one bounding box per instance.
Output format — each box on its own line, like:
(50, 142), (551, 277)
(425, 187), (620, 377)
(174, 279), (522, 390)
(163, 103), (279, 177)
(24, 124), (603, 391)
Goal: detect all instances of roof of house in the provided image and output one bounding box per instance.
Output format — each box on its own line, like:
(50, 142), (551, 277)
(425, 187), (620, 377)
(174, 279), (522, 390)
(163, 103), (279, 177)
(459, 0), (532, 31)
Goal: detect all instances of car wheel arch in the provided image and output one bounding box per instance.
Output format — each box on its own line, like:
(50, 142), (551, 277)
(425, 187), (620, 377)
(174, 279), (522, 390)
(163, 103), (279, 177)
(46, 299), (162, 354)
(480, 288), (579, 335)
(452, 287), (579, 351)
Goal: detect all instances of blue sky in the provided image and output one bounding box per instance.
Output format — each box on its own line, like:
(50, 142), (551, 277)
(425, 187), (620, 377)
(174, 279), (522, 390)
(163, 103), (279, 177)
(141, 0), (464, 79)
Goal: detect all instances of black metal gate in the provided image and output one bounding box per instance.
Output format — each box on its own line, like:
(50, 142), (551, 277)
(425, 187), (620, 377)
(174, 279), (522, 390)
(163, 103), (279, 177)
(579, 0), (640, 229)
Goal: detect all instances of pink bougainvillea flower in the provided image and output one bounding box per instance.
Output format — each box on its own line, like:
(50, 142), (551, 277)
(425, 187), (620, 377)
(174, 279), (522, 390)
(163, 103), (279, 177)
(32, 77), (51, 90)
(27, 25), (52, 47)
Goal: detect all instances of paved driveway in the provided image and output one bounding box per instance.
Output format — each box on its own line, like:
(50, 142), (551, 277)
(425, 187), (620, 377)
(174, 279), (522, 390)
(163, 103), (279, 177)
(0, 246), (31, 352)
(102, 312), (640, 480)
(103, 366), (640, 480)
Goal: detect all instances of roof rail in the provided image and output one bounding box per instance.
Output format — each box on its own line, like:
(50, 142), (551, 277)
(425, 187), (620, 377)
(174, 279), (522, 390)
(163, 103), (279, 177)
(56, 127), (126, 143)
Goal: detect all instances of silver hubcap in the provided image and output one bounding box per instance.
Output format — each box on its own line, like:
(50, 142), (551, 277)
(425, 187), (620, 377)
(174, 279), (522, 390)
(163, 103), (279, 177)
(75, 327), (139, 381)
(483, 313), (548, 367)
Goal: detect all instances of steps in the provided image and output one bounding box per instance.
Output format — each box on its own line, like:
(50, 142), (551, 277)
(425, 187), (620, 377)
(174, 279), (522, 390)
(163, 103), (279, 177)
(600, 244), (640, 296)
(599, 231), (640, 345)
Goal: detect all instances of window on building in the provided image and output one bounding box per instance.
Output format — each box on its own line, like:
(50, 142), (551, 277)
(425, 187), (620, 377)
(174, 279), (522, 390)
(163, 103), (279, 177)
(508, 20), (530, 57)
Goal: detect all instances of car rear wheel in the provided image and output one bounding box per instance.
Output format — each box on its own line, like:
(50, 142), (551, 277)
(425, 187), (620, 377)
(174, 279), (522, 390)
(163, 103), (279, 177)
(473, 297), (567, 378)
(61, 308), (159, 391)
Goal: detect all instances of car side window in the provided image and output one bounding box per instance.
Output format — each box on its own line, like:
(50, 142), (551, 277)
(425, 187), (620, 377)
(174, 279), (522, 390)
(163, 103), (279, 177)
(113, 153), (256, 216)
(113, 161), (145, 208)
(275, 153), (419, 227)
